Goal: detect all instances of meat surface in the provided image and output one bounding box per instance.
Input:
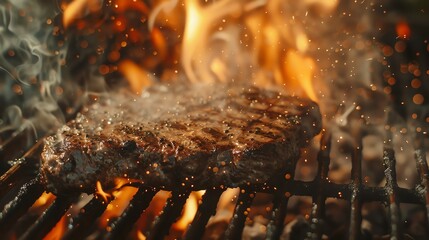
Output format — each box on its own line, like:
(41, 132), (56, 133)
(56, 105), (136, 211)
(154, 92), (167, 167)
(41, 83), (321, 194)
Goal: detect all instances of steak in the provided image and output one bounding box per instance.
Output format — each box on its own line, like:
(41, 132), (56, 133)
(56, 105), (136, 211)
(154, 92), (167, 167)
(41, 83), (321, 195)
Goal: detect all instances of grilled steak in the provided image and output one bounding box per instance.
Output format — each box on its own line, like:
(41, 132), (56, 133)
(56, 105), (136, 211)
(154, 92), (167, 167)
(41, 83), (321, 194)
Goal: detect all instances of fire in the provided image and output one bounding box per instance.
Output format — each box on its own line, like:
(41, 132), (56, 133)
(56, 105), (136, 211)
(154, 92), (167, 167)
(98, 178), (142, 228)
(33, 192), (55, 208)
(283, 51), (317, 101)
(118, 60), (154, 94)
(181, 0), (203, 83)
(99, 187), (137, 227)
(218, 188), (239, 211)
(61, 0), (330, 100)
(173, 191), (204, 231)
(137, 230), (147, 240)
(179, 0), (330, 100)
(113, 0), (149, 13)
(95, 180), (112, 203)
(63, 0), (103, 28)
(44, 215), (67, 240)
(181, 0), (243, 83)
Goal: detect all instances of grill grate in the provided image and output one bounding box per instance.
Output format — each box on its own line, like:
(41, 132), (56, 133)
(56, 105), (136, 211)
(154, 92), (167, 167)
(146, 191), (190, 240)
(183, 189), (224, 240)
(105, 187), (157, 239)
(0, 127), (428, 239)
(62, 196), (110, 240)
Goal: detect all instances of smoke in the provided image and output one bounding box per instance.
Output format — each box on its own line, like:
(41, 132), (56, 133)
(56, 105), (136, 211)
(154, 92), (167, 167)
(0, 0), (69, 140)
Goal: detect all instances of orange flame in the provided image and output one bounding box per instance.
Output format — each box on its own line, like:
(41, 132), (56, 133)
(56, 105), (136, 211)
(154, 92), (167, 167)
(112, 0), (149, 14)
(32, 192), (55, 208)
(181, 0), (243, 83)
(218, 188), (239, 211)
(118, 60), (154, 94)
(63, 0), (102, 28)
(179, 0), (326, 101)
(137, 230), (147, 240)
(62, 0), (328, 102)
(95, 181), (112, 203)
(283, 51), (317, 101)
(43, 215), (67, 240)
(98, 178), (141, 228)
(173, 191), (204, 231)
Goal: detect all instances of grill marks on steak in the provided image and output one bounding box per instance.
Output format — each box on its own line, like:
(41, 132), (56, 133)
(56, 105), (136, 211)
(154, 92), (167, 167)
(41, 84), (321, 194)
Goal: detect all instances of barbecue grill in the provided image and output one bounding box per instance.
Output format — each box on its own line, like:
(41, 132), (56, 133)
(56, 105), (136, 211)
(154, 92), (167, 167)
(1, 0), (429, 239)
(0, 116), (428, 239)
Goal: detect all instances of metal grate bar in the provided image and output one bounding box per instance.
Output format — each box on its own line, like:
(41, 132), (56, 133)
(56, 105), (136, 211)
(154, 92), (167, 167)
(0, 141), (43, 196)
(413, 132), (429, 236)
(224, 188), (255, 240)
(265, 150), (300, 240)
(349, 140), (363, 240)
(383, 144), (403, 239)
(265, 164), (297, 240)
(183, 189), (224, 240)
(0, 128), (36, 167)
(62, 195), (112, 240)
(19, 195), (77, 240)
(147, 191), (190, 240)
(0, 177), (44, 233)
(104, 187), (157, 239)
(270, 180), (422, 204)
(265, 186), (291, 240)
(307, 132), (332, 240)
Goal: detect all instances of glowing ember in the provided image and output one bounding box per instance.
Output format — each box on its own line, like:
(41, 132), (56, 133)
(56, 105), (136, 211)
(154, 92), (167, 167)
(396, 21), (411, 39)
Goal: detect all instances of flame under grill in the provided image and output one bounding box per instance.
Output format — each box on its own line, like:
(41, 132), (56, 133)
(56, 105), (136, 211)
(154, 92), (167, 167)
(0, 123), (428, 239)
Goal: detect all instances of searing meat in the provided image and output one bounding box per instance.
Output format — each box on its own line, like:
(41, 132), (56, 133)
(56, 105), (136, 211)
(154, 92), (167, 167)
(41, 83), (321, 194)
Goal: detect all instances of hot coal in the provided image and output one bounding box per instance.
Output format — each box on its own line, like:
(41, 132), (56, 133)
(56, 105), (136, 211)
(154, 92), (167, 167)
(41, 83), (321, 195)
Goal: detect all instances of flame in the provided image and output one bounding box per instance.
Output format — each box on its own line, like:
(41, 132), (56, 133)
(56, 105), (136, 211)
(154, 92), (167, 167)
(179, 0), (327, 101)
(98, 178), (143, 228)
(43, 215), (67, 240)
(33, 192), (55, 208)
(283, 51), (317, 101)
(181, 0), (204, 83)
(302, 0), (338, 14)
(137, 230), (147, 240)
(113, 177), (142, 189)
(95, 181), (112, 203)
(218, 188), (239, 211)
(148, 0), (178, 31)
(63, 0), (150, 28)
(100, 186), (138, 227)
(113, 0), (149, 14)
(62, 0), (329, 101)
(181, 0), (243, 83)
(118, 60), (154, 94)
(63, 0), (103, 28)
(173, 191), (204, 231)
